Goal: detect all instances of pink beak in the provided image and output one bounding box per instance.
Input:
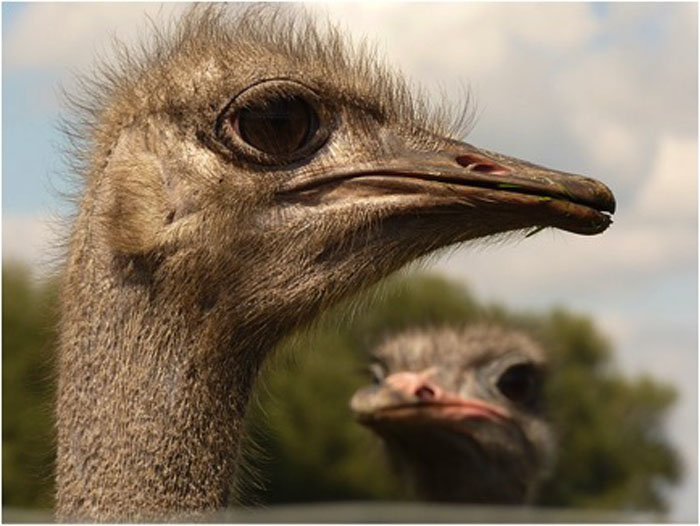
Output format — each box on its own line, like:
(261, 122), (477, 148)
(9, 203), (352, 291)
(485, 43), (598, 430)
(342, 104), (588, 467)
(384, 371), (511, 421)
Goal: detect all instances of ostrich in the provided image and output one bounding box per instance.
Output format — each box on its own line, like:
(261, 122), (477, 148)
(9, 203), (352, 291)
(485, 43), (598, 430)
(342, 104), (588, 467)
(55, 5), (614, 522)
(351, 325), (554, 504)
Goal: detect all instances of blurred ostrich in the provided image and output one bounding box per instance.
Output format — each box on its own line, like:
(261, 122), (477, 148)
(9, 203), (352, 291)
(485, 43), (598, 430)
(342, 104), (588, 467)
(351, 326), (555, 504)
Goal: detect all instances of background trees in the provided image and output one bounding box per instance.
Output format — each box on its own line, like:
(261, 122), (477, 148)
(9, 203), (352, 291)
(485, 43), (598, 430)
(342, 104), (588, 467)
(3, 264), (57, 509)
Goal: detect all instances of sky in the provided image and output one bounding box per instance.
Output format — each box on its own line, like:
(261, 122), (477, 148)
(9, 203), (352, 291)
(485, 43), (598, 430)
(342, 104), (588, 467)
(2, 2), (697, 521)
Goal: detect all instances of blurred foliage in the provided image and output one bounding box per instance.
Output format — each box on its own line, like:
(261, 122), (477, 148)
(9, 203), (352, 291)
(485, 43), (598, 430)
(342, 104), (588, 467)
(3, 263), (57, 509)
(3, 264), (681, 512)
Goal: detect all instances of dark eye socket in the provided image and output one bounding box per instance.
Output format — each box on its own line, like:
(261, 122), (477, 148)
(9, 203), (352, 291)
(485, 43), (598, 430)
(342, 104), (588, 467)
(234, 95), (319, 157)
(497, 363), (539, 406)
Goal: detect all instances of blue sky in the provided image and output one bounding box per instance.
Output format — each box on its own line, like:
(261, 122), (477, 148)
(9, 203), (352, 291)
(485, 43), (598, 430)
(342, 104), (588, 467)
(2, 2), (697, 521)
(3, 3), (65, 213)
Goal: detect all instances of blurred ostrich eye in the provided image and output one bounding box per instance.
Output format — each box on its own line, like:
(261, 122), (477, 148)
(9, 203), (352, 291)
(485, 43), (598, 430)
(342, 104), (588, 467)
(235, 95), (319, 156)
(497, 364), (539, 406)
(368, 362), (387, 385)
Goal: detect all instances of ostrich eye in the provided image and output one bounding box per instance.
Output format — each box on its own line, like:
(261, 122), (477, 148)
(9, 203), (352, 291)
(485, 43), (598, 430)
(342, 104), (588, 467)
(497, 363), (539, 406)
(368, 362), (387, 385)
(235, 95), (319, 156)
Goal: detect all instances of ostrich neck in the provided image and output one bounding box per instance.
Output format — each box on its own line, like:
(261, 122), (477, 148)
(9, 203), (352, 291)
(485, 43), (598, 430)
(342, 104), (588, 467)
(384, 428), (530, 504)
(55, 241), (276, 521)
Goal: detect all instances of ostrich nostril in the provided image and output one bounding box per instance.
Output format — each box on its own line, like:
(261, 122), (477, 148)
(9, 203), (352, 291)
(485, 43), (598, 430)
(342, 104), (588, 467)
(455, 154), (510, 175)
(415, 385), (436, 401)
(455, 153), (480, 167)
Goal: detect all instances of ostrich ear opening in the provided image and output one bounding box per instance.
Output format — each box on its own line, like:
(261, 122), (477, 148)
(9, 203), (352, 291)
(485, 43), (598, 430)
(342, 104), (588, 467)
(97, 126), (193, 254)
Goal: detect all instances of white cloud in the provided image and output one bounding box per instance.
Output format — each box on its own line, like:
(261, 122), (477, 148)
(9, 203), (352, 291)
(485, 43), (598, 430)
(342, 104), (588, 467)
(316, 3), (598, 87)
(4, 3), (185, 72)
(433, 218), (695, 306)
(570, 116), (644, 184)
(2, 214), (62, 280)
(499, 3), (597, 48)
(636, 135), (698, 223)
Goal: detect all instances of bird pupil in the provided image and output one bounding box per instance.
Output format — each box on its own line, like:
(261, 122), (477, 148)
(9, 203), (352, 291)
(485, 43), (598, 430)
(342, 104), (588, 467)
(237, 96), (315, 156)
(497, 364), (537, 405)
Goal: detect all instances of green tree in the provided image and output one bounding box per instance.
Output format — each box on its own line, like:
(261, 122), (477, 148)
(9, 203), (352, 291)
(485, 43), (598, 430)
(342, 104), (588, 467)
(536, 310), (681, 510)
(2, 264), (58, 509)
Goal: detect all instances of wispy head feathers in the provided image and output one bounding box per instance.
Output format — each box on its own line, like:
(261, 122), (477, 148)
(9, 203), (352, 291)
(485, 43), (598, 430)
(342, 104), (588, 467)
(63, 4), (475, 184)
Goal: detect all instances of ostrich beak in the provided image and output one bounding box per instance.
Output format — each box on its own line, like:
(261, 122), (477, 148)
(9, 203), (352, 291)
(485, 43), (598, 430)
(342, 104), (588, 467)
(351, 371), (510, 428)
(279, 138), (616, 236)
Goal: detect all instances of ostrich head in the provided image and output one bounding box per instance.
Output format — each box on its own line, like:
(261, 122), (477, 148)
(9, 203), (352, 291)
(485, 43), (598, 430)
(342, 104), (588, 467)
(351, 326), (554, 504)
(74, 5), (614, 344)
